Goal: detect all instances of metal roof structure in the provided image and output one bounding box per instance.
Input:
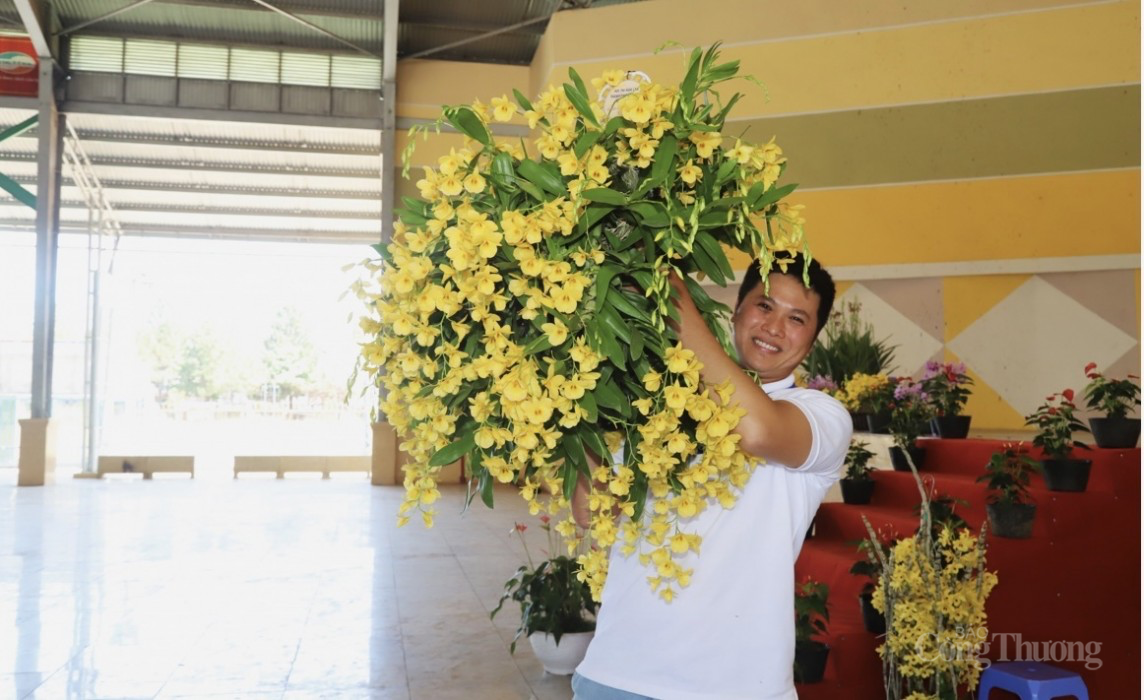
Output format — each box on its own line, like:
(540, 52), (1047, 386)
(0, 0), (643, 243)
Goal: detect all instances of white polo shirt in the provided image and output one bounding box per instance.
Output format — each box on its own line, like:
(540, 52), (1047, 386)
(575, 375), (851, 699)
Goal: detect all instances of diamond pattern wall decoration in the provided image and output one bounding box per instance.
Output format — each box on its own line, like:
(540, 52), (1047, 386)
(947, 276), (1137, 417)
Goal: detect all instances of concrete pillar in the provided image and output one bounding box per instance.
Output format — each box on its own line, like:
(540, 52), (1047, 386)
(17, 418), (56, 486)
(371, 421), (402, 485)
(370, 421), (464, 486)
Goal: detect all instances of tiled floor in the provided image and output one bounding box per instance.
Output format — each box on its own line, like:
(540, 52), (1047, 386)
(1, 470), (574, 700)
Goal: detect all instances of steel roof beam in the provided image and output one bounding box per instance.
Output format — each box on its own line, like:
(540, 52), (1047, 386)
(10, 129), (380, 155)
(0, 218), (380, 243)
(247, 0), (381, 59)
(13, 0), (54, 58)
(4, 173), (381, 199)
(0, 199), (381, 220)
(402, 11), (558, 61)
(70, 130), (380, 155)
(56, 0), (157, 38)
(0, 150), (380, 178)
(146, 0), (380, 22)
(62, 100), (382, 131)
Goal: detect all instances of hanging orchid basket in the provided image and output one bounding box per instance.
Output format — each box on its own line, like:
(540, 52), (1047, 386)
(355, 44), (813, 601)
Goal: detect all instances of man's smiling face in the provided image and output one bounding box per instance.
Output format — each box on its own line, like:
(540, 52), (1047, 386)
(731, 273), (822, 383)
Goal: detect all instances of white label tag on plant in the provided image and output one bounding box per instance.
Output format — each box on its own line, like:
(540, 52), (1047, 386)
(600, 71), (650, 118)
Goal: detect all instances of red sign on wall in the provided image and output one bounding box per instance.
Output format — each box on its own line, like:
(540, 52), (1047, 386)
(0, 36), (38, 97)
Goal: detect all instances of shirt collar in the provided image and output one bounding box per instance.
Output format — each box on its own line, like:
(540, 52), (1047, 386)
(760, 374), (797, 394)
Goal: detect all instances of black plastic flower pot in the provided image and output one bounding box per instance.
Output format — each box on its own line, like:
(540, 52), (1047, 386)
(849, 411), (869, 432)
(865, 411), (892, 434)
(930, 415), (972, 439)
(858, 591), (886, 635)
(840, 478), (875, 505)
(793, 642), (830, 684)
(1041, 458), (1093, 492)
(889, 445), (926, 472)
(986, 502), (1036, 539)
(1089, 417), (1141, 448)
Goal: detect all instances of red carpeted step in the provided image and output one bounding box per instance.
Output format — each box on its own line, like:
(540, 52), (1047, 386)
(813, 502), (922, 543)
(796, 539), (869, 631)
(915, 439), (1141, 494)
(798, 442), (1140, 698)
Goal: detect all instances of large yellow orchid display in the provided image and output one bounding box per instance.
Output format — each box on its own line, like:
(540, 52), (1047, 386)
(357, 45), (811, 601)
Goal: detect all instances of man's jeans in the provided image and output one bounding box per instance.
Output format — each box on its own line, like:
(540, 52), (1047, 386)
(571, 672), (656, 700)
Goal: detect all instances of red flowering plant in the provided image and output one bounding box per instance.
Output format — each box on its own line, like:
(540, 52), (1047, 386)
(1082, 362), (1140, 419)
(1024, 389), (1090, 459)
(919, 360), (974, 417)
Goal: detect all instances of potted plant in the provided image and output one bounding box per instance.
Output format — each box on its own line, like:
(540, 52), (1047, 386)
(842, 372), (895, 433)
(802, 300), (898, 428)
(840, 439), (877, 505)
(849, 532), (898, 635)
(865, 470), (997, 700)
(1025, 389), (1093, 492)
(1082, 362), (1141, 448)
(793, 578), (830, 684)
(490, 517), (598, 674)
(976, 443), (1041, 539)
(920, 360), (975, 438)
(887, 379), (935, 471)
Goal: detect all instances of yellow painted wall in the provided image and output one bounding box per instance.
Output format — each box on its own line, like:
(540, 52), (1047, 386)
(392, 0), (1140, 432)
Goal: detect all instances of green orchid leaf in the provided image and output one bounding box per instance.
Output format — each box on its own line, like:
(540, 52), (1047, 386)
(630, 201), (669, 228)
(512, 88), (534, 112)
(583, 188), (628, 206)
(518, 159), (567, 197)
(754, 182), (798, 211)
(597, 304), (632, 343)
(579, 390), (598, 422)
(689, 241), (726, 285)
(679, 47), (703, 106)
(594, 263), (623, 312)
(478, 468), (495, 508)
(429, 425), (475, 467)
(694, 231), (735, 281)
(563, 83), (600, 128)
(642, 134), (678, 193)
(443, 106), (492, 146)
(574, 128), (603, 158)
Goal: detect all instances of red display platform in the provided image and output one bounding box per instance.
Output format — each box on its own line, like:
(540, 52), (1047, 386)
(794, 438), (1140, 699)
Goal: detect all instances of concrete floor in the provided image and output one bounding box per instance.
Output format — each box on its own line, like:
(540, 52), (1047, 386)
(1, 471), (573, 700)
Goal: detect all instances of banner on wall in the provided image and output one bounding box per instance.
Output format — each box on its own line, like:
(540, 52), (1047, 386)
(0, 36), (38, 97)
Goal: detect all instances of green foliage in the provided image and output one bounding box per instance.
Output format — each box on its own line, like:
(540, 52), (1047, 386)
(1025, 390), (1090, 458)
(976, 444), (1041, 506)
(849, 531), (899, 594)
(490, 521), (598, 652)
(794, 579), (830, 647)
(843, 439), (876, 481)
(138, 319), (233, 401)
(888, 379), (936, 449)
(262, 306), (317, 400)
(1082, 363), (1141, 419)
(920, 361), (974, 417)
(801, 300), (897, 385)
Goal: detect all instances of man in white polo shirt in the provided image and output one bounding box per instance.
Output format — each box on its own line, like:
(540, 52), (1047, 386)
(572, 254), (851, 699)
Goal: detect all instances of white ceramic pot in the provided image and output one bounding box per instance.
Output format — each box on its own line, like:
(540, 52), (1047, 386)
(528, 630), (595, 675)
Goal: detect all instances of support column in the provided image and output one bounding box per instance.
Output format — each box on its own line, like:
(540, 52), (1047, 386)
(22, 55), (63, 486)
(369, 0), (403, 489)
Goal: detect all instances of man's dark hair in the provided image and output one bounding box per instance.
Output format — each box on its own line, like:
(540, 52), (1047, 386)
(735, 254), (836, 335)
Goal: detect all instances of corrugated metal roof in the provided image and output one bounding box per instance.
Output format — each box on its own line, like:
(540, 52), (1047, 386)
(52, 0), (384, 55)
(0, 0), (647, 242)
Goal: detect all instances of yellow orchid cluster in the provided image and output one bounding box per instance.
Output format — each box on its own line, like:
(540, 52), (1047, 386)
(356, 44), (813, 602)
(867, 507), (998, 698)
(842, 372), (893, 413)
